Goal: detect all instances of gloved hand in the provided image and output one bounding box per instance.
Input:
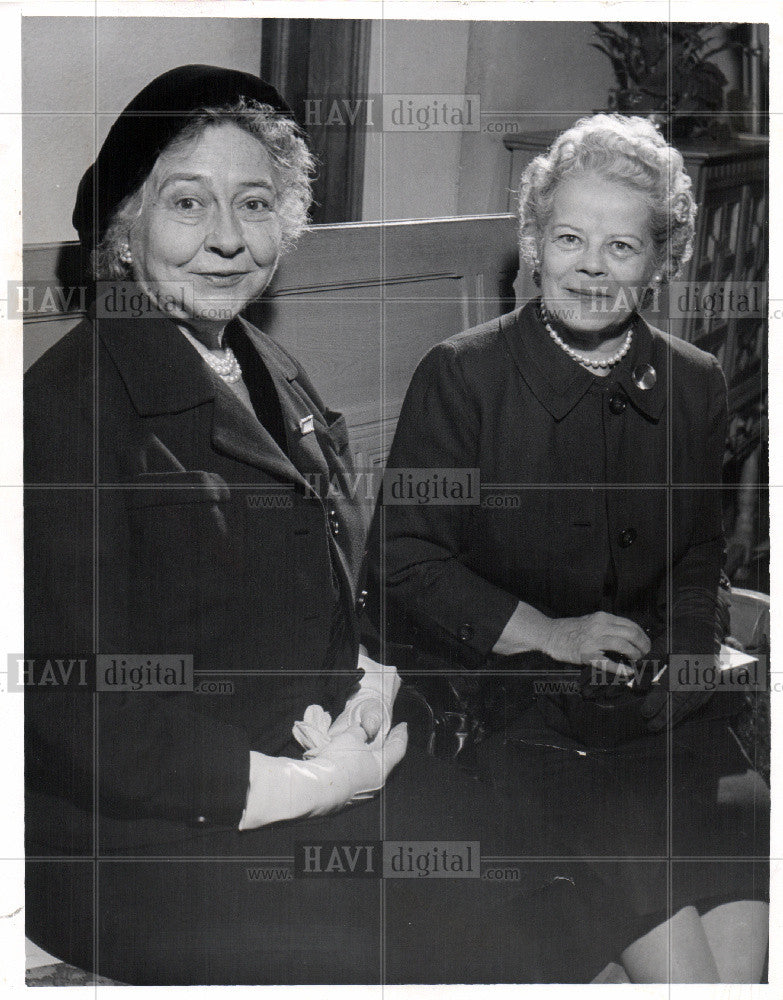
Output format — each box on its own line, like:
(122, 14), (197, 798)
(326, 650), (402, 747)
(292, 704), (334, 759)
(239, 722), (408, 830)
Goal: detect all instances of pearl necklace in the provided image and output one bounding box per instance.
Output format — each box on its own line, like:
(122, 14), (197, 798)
(201, 345), (243, 384)
(539, 303), (632, 370)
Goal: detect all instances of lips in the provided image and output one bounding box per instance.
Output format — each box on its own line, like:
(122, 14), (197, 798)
(566, 287), (613, 299)
(194, 272), (250, 287)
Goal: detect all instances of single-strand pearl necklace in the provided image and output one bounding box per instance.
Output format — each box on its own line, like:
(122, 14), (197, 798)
(539, 303), (632, 370)
(201, 345), (243, 384)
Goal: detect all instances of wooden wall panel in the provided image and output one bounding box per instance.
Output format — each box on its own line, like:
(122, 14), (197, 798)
(23, 215), (519, 466)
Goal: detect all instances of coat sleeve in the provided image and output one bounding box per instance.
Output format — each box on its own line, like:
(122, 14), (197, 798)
(24, 485), (253, 827)
(654, 356), (729, 659)
(24, 348), (251, 828)
(367, 343), (519, 665)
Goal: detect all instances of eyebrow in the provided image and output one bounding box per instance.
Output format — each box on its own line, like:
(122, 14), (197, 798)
(157, 173), (276, 194)
(550, 221), (645, 242)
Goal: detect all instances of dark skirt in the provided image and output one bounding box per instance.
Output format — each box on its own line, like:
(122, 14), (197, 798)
(472, 696), (770, 948)
(27, 742), (627, 985)
(26, 688), (768, 984)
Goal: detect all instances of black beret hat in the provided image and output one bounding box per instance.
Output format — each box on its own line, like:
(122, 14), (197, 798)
(72, 64), (292, 248)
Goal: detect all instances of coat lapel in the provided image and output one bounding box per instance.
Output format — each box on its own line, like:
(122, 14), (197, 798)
(97, 304), (310, 487)
(501, 301), (595, 420)
(238, 319), (332, 483)
(209, 381), (308, 487)
(501, 300), (667, 422)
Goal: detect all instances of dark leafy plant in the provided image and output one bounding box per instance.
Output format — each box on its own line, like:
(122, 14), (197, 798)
(592, 22), (736, 114)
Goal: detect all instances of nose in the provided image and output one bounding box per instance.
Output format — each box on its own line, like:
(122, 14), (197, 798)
(576, 244), (607, 277)
(204, 204), (245, 258)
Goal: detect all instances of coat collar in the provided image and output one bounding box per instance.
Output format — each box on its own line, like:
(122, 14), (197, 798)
(94, 289), (310, 485)
(500, 299), (667, 422)
(95, 291), (299, 418)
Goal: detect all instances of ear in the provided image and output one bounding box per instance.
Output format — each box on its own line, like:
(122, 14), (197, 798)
(640, 271), (665, 311)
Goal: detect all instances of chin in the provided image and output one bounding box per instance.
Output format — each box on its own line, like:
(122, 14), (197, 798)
(552, 299), (633, 333)
(568, 313), (630, 334)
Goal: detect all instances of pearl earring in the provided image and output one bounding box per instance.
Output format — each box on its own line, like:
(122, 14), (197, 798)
(119, 243), (133, 265)
(531, 255), (541, 285)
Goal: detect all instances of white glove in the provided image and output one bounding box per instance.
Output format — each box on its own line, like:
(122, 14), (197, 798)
(238, 722), (408, 831)
(291, 703), (334, 759)
(327, 651), (402, 748)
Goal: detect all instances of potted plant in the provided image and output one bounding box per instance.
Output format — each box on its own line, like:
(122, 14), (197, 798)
(592, 22), (736, 138)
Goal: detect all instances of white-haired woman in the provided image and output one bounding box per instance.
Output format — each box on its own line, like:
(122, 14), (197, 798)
(369, 114), (769, 982)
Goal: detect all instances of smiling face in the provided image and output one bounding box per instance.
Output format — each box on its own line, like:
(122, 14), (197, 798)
(539, 171), (658, 341)
(129, 122), (283, 343)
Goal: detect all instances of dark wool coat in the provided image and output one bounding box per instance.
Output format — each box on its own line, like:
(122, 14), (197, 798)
(25, 301), (365, 850)
(24, 302), (644, 989)
(368, 299), (727, 670)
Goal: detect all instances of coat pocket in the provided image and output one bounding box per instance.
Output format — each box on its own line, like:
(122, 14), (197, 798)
(124, 472), (235, 649)
(126, 470), (232, 573)
(128, 470), (231, 510)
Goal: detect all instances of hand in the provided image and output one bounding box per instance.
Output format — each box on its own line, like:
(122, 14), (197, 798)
(543, 612), (651, 676)
(327, 653), (402, 748)
(239, 722), (408, 830)
(725, 529), (753, 581)
(292, 701), (387, 757)
(350, 701), (384, 742)
(315, 722), (409, 804)
(292, 653), (402, 760)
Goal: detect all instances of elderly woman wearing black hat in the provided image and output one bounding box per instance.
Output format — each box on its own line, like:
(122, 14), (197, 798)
(24, 66), (639, 987)
(24, 64), (404, 980)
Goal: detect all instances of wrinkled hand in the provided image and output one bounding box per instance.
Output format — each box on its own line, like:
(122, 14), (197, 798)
(543, 612), (651, 675)
(725, 530), (753, 581)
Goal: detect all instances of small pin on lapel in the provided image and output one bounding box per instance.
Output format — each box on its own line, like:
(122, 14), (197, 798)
(299, 414), (315, 435)
(632, 363), (657, 390)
